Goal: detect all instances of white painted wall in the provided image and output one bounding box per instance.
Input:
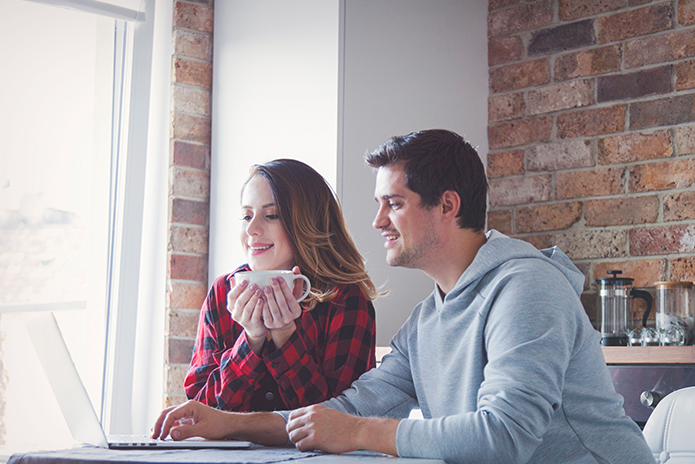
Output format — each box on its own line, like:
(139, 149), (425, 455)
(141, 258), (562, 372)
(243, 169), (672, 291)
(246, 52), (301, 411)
(211, 0), (489, 344)
(209, 0), (339, 279)
(338, 0), (489, 344)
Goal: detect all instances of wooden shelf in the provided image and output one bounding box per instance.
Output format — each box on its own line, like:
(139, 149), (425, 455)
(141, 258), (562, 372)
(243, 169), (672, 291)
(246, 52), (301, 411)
(602, 346), (695, 364)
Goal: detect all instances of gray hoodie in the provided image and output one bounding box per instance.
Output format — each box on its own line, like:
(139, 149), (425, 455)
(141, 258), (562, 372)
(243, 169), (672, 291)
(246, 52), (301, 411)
(296, 231), (654, 464)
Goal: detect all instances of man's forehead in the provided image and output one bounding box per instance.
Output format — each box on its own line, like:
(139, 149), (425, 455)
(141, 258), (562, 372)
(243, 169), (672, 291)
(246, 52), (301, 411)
(374, 165), (413, 199)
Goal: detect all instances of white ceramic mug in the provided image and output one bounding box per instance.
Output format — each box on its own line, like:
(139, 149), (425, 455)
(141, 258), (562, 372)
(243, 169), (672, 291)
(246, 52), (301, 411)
(234, 270), (311, 302)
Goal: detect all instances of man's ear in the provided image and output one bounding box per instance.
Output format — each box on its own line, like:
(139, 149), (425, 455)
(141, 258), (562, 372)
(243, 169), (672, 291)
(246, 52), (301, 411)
(440, 190), (461, 222)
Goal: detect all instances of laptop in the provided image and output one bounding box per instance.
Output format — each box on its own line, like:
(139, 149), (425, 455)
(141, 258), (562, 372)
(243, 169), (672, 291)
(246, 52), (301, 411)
(25, 312), (252, 450)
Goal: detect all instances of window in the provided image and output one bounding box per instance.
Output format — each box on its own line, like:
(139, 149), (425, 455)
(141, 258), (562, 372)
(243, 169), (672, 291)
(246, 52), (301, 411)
(0, 0), (152, 454)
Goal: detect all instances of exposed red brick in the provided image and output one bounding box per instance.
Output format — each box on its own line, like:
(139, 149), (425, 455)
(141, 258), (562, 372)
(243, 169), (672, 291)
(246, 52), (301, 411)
(557, 105), (626, 138)
(165, 366), (187, 397)
(527, 139), (593, 172)
(664, 191), (695, 221)
(174, 1), (213, 33)
(629, 159), (695, 192)
(489, 0), (521, 11)
(172, 167), (210, 199)
(489, 36), (524, 66)
(580, 292), (597, 323)
(554, 45), (621, 81)
(631, 94), (695, 130)
(489, 59), (550, 93)
(676, 124), (695, 155)
(559, 0), (624, 21)
(593, 259), (667, 288)
(169, 253), (208, 282)
(630, 224), (695, 255)
(671, 256), (695, 282)
(488, 116), (552, 149)
(597, 65), (672, 102)
(172, 113), (212, 144)
(171, 198), (209, 226)
(167, 338), (195, 364)
(676, 59), (695, 91)
(172, 141), (208, 170)
(518, 234), (554, 249)
(487, 150), (525, 178)
(516, 202), (582, 233)
(169, 281), (207, 309)
(173, 29), (212, 61)
(680, 0), (695, 25)
(527, 79), (594, 115)
(584, 196), (659, 226)
(556, 167), (624, 200)
(169, 225), (209, 254)
(555, 229), (629, 260)
(574, 261), (592, 291)
(624, 29), (695, 68)
(597, 130), (673, 165)
(598, 3), (674, 44)
(488, 174), (553, 206)
(173, 57), (212, 88)
(173, 85), (210, 116)
(487, 209), (513, 234)
(488, 92), (525, 123)
(167, 309), (200, 339)
(488, 0), (553, 38)
(528, 19), (595, 57)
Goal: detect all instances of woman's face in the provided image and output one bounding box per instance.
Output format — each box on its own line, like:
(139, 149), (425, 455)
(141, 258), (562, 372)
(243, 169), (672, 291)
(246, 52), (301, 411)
(240, 175), (295, 271)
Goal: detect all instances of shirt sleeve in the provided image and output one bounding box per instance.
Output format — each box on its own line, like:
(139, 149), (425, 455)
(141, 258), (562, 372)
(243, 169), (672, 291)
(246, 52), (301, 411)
(264, 284), (377, 409)
(183, 272), (270, 411)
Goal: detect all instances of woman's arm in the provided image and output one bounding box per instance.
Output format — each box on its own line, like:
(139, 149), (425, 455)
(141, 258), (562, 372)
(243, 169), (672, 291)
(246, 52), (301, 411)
(183, 273), (270, 411)
(264, 284), (376, 408)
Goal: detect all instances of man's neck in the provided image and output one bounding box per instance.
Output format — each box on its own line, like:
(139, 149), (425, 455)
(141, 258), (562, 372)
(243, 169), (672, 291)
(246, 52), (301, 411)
(426, 229), (487, 295)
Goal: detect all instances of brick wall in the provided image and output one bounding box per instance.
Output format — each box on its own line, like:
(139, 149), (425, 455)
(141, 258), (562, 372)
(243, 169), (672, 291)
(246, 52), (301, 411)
(163, 0), (214, 408)
(487, 0), (695, 326)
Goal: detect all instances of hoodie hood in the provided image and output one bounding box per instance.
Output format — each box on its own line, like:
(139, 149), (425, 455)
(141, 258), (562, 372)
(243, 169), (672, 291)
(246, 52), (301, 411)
(449, 230), (586, 299)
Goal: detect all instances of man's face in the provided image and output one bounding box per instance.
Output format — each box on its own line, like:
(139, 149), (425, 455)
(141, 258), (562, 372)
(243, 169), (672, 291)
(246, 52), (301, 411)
(372, 164), (440, 269)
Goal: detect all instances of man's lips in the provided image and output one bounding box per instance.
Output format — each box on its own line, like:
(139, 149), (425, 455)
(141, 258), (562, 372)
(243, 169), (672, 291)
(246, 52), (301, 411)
(381, 232), (399, 246)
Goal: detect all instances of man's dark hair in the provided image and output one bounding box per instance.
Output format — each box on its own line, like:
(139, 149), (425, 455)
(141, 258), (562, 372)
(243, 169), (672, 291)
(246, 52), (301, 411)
(365, 129), (488, 231)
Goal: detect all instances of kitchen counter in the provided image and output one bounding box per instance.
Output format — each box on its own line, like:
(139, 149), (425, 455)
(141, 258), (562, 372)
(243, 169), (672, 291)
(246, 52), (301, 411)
(602, 346), (695, 364)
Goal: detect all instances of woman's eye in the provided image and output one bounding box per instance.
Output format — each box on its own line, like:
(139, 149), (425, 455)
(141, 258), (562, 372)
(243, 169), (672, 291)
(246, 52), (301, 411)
(241, 214), (252, 221)
(266, 214), (279, 220)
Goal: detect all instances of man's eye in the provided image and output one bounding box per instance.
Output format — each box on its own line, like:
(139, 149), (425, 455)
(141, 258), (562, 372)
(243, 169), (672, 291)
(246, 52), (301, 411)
(389, 202), (400, 209)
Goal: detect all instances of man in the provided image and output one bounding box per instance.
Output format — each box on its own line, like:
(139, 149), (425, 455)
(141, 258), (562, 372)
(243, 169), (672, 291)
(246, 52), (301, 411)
(153, 129), (654, 463)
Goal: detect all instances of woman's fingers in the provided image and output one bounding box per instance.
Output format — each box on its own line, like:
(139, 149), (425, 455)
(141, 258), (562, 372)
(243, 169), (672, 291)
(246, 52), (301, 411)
(263, 278), (302, 328)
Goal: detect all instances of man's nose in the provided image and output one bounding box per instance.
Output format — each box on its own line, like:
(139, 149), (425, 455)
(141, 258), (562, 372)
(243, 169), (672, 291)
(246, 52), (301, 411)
(372, 206), (388, 229)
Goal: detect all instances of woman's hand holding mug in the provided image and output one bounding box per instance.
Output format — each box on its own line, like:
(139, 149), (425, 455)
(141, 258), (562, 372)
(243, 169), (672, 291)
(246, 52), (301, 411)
(227, 279), (269, 354)
(231, 267), (312, 349)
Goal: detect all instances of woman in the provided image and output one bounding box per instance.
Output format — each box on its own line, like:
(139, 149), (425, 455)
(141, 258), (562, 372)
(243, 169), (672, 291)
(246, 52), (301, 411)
(184, 159), (378, 412)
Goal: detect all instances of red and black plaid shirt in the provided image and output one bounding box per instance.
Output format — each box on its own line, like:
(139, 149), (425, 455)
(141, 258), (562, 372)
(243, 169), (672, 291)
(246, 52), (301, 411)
(184, 265), (377, 412)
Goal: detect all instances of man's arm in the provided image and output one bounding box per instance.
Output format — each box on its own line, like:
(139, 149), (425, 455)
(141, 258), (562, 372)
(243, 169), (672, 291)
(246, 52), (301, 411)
(151, 400), (288, 446)
(286, 405), (399, 456)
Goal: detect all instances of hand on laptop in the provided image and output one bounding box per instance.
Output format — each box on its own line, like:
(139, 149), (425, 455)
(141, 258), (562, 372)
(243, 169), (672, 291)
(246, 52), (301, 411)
(152, 400), (231, 441)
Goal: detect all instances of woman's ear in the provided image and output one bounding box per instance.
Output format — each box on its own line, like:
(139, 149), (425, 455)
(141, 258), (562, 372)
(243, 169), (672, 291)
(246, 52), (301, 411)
(440, 190), (461, 222)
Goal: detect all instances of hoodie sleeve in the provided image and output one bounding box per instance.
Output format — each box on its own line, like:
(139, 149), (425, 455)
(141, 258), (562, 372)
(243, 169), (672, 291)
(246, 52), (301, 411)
(395, 263), (585, 464)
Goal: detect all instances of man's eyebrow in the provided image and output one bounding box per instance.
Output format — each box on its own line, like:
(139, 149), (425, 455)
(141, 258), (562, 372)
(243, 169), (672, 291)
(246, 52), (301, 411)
(375, 194), (403, 202)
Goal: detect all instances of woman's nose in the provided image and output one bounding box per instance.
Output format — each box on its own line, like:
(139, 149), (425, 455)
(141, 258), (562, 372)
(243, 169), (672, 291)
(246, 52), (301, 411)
(246, 216), (262, 236)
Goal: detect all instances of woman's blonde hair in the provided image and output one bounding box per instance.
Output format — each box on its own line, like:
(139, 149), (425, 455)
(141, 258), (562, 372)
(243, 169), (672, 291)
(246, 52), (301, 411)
(243, 159), (378, 309)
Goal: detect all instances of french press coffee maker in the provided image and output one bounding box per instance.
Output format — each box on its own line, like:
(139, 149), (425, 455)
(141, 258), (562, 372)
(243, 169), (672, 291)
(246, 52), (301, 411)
(596, 270), (653, 346)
